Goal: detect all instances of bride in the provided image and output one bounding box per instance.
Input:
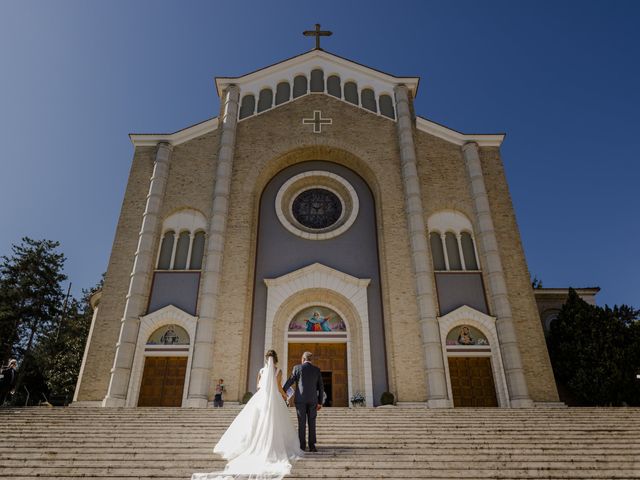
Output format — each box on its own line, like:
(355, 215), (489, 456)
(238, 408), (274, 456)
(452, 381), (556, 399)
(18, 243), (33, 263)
(192, 350), (303, 480)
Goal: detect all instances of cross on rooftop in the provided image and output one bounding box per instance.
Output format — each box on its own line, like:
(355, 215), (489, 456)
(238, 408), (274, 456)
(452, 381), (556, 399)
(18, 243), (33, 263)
(302, 111), (332, 133)
(303, 23), (333, 50)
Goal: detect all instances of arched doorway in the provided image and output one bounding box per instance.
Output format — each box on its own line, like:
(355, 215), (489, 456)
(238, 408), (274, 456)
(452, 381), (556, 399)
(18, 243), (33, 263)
(137, 324), (190, 407)
(286, 306), (349, 407)
(445, 325), (497, 407)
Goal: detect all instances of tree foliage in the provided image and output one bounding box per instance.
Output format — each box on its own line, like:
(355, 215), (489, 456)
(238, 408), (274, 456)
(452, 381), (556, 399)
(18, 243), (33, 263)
(547, 288), (640, 406)
(40, 285), (99, 399)
(0, 237), (100, 405)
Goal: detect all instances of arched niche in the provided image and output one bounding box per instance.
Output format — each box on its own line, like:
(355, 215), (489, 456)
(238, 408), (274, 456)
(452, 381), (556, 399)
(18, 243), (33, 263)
(263, 263), (374, 406)
(437, 305), (510, 407)
(127, 305), (198, 407)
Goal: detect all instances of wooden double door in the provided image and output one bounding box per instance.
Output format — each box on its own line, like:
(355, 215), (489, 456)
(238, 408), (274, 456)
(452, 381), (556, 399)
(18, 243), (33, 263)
(138, 356), (187, 407)
(287, 343), (348, 407)
(448, 356), (498, 407)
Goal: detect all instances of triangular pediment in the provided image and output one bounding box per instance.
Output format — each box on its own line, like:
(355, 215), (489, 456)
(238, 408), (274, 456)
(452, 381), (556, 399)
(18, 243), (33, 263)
(265, 262), (370, 289)
(141, 304), (198, 323)
(216, 49), (419, 98)
(129, 50), (504, 148)
(437, 305), (496, 324)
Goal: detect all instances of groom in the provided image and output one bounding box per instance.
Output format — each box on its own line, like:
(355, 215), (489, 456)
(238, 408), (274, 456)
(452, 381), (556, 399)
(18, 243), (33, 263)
(283, 351), (324, 452)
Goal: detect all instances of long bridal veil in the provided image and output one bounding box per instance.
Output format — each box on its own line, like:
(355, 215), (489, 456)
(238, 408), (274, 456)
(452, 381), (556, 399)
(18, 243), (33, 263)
(191, 357), (302, 480)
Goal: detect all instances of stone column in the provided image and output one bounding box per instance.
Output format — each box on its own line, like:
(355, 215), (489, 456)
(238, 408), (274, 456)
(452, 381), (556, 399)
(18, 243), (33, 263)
(103, 142), (173, 407)
(186, 85), (240, 407)
(461, 141), (533, 407)
(394, 85), (450, 408)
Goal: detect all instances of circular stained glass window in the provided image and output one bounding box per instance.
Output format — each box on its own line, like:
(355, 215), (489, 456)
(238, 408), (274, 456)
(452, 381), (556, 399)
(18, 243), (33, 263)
(292, 188), (343, 230)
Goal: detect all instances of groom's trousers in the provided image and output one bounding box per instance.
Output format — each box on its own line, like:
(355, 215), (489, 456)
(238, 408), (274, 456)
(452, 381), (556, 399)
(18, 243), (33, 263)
(295, 402), (317, 449)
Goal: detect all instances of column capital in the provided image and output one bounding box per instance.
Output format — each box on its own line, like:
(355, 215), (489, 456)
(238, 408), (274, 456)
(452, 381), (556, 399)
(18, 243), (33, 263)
(393, 84), (410, 103)
(462, 141), (479, 154)
(224, 84), (240, 98)
(156, 141), (173, 151)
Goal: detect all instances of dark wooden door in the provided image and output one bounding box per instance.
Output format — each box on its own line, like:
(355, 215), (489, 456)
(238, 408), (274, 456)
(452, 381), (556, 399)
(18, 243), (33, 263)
(288, 343), (348, 407)
(138, 356), (187, 407)
(448, 356), (498, 407)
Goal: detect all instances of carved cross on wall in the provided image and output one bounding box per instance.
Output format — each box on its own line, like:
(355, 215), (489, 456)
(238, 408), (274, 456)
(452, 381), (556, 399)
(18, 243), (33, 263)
(302, 110), (332, 133)
(303, 23), (333, 50)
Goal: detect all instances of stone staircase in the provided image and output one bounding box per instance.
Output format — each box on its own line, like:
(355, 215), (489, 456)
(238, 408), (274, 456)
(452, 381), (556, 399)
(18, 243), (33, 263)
(0, 406), (639, 479)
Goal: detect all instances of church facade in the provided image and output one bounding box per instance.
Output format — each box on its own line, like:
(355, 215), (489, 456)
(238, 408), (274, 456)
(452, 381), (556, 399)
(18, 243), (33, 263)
(74, 45), (559, 408)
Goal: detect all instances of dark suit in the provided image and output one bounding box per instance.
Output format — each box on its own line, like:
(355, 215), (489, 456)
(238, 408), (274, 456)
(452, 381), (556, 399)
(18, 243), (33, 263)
(0, 366), (17, 406)
(283, 361), (324, 449)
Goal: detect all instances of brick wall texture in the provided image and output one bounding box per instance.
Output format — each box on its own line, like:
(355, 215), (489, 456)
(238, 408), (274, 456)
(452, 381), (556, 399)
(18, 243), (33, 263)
(76, 92), (558, 404)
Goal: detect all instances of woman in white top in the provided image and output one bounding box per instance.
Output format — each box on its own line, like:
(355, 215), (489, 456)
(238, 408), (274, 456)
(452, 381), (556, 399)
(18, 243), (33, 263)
(192, 350), (302, 479)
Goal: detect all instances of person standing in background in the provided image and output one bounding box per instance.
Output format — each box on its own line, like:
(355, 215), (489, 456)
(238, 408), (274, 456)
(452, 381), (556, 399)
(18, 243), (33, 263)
(213, 379), (225, 407)
(0, 359), (18, 406)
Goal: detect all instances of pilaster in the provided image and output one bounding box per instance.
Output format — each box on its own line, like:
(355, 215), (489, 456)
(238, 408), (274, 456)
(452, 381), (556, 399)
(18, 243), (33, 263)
(186, 85), (240, 407)
(102, 142), (173, 407)
(394, 85), (451, 408)
(461, 141), (533, 407)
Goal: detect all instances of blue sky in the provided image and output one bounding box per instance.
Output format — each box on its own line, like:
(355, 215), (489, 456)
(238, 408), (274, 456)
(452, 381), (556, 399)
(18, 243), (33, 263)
(1, 1), (638, 307)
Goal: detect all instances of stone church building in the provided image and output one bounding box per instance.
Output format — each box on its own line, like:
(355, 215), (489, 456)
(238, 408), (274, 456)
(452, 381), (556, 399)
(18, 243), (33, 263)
(74, 38), (560, 409)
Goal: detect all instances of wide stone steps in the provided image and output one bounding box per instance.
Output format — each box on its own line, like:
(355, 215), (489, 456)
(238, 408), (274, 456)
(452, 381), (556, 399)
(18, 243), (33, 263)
(1, 407), (639, 479)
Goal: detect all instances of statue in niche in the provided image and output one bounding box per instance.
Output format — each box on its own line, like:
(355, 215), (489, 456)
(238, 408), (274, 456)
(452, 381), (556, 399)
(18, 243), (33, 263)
(161, 325), (180, 345)
(457, 325), (474, 345)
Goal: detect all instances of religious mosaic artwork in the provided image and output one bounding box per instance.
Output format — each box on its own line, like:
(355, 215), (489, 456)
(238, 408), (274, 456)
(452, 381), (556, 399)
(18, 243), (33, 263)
(288, 306), (347, 332)
(292, 188), (342, 229)
(147, 324), (190, 345)
(446, 325), (489, 346)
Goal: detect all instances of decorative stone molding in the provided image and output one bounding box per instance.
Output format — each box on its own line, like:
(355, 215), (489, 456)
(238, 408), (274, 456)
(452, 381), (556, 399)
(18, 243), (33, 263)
(264, 263), (374, 406)
(427, 210), (474, 234)
(275, 171), (359, 240)
(127, 305), (197, 408)
(161, 209), (207, 235)
(415, 117), (505, 147)
(437, 305), (510, 408)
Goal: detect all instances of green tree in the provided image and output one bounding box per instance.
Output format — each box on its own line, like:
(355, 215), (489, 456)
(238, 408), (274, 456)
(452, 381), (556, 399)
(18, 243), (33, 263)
(547, 288), (640, 406)
(0, 238), (66, 364)
(40, 281), (101, 401)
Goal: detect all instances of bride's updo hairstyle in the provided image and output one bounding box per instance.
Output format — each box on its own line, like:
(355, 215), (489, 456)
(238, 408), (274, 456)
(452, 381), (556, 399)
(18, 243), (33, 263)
(265, 349), (278, 364)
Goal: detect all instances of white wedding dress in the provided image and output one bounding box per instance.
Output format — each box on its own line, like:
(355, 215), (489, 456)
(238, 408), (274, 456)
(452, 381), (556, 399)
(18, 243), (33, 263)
(191, 357), (302, 480)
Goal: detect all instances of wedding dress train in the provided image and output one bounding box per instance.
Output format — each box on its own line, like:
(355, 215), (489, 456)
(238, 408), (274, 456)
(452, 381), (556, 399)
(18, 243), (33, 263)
(191, 357), (302, 479)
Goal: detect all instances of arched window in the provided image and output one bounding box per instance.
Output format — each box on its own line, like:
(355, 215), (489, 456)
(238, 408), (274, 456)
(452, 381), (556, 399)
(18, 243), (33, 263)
(461, 232), (478, 270)
(173, 232), (190, 270)
(275, 82), (290, 105)
(239, 95), (255, 119)
(189, 231), (206, 270)
(257, 88), (273, 113)
(157, 231), (175, 270)
(428, 211), (480, 272)
(361, 88), (377, 113)
(429, 232), (446, 270)
(157, 210), (207, 271)
(327, 75), (341, 98)
(293, 75), (308, 98)
(379, 95), (395, 119)
(310, 69), (324, 92)
(445, 232), (462, 270)
(344, 82), (358, 105)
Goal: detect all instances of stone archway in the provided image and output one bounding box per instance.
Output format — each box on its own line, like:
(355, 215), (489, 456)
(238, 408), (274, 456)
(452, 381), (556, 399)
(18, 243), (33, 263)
(264, 263), (374, 406)
(437, 305), (510, 407)
(126, 305), (197, 407)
